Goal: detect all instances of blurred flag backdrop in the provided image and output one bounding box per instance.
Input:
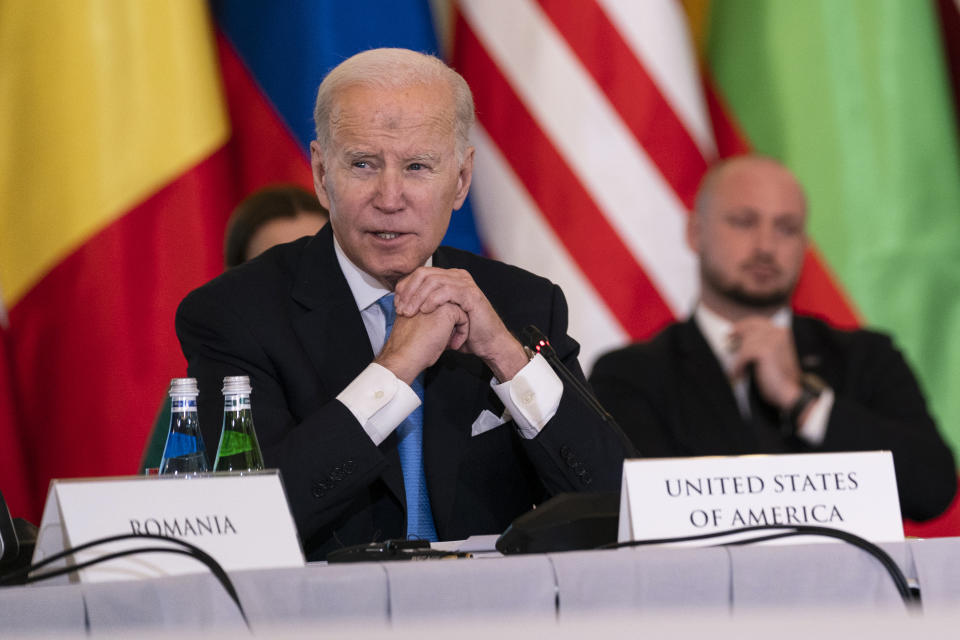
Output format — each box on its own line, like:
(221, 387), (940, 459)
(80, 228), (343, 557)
(1, 0), (958, 530)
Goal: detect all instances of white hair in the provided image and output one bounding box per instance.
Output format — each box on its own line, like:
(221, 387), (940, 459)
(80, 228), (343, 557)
(313, 48), (475, 162)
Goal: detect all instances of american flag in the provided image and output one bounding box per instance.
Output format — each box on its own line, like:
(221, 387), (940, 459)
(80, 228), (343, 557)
(453, 0), (854, 371)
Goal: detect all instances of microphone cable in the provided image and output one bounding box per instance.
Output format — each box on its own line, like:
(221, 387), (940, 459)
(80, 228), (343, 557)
(602, 524), (918, 608)
(0, 532), (250, 629)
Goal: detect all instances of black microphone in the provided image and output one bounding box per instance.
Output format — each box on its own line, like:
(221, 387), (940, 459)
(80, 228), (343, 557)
(494, 327), (635, 556)
(0, 492), (19, 567)
(0, 491), (42, 584)
(519, 325), (618, 426)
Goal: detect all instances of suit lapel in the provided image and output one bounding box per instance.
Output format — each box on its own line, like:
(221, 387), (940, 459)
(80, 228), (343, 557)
(290, 226), (405, 504)
(675, 319), (754, 453)
(793, 316), (839, 387)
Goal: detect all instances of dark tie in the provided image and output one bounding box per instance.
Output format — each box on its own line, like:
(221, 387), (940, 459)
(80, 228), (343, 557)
(747, 370), (788, 451)
(376, 293), (438, 541)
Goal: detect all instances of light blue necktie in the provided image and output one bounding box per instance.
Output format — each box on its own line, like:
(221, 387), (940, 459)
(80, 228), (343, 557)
(376, 293), (439, 541)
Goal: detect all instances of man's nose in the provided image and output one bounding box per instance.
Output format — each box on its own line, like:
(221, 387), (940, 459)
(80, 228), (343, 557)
(754, 221), (777, 253)
(374, 169), (404, 212)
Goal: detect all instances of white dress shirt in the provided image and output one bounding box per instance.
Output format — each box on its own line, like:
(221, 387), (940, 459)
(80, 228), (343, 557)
(332, 237), (563, 445)
(693, 304), (834, 445)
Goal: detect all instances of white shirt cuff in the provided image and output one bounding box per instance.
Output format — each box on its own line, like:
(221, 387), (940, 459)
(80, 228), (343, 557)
(336, 363), (421, 446)
(491, 353), (563, 439)
(796, 388), (835, 446)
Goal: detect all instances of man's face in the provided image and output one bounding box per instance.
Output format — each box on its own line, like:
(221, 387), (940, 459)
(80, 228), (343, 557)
(310, 82), (473, 289)
(688, 159), (808, 311)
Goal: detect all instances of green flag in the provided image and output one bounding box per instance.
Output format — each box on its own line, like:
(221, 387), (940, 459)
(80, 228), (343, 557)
(706, 0), (960, 455)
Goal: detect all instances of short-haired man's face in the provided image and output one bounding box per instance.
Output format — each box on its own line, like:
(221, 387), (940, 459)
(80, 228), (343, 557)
(689, 160), (807, 311)
(310, 82), (473, 289)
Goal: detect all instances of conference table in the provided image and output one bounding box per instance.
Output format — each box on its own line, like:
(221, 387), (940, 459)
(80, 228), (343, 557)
(2, 534), (960, 637)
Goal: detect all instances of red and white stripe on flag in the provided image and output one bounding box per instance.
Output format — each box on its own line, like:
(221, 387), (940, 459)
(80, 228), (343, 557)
(454, 0), (717, 369)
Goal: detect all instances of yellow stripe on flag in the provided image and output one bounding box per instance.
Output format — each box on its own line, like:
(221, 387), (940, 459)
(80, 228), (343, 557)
(0, 0), (229, 307)
(680, 0), (712, 58)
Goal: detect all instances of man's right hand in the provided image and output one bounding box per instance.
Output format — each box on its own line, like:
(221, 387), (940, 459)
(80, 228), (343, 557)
(729, 316), (803, 411)
(374, 303), (469, 385)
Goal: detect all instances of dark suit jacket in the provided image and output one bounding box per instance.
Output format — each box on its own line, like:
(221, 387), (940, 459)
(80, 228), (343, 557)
(177, 225), (632, 559)
(589, 316), (957, 521)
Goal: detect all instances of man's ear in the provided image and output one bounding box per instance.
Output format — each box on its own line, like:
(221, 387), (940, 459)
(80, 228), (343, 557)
(310, 141), (332, 210)
(452, 146), (475, 210)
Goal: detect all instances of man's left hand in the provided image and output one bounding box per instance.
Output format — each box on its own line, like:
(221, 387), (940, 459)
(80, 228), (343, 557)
(393, 267), (528, 382)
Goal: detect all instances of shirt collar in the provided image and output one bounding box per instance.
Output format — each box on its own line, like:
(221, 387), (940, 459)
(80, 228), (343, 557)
(693, 303), (791, 375)
(333, 235), (432, 311)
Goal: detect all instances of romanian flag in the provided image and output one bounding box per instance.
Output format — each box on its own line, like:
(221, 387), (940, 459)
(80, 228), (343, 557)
(1, 2), (232, 523)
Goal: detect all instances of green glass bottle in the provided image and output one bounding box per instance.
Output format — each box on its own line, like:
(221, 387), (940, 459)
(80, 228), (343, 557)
(213, 375), (265, 472)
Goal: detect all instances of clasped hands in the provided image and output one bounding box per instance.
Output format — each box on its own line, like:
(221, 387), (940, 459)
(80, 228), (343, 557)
(375, 267), (528, 385)
(727, 317), (804, 411)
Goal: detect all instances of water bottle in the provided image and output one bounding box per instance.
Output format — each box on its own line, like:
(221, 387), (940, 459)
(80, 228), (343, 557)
(213, 375), (265, 472)
(159, 378), (209, 474)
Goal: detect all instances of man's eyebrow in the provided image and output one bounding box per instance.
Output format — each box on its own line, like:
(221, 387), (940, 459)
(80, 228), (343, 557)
(405, 152), (441, 163)
(343, 149), (378, 160)
(774, 210), (804, 219)
(724, 206), (758, 216)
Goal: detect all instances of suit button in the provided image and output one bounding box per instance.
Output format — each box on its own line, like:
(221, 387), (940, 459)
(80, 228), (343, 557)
(330, 465), (344, 482)
(312, 480), (329, 498)
(559, 445), (570, 458)
(344, 460), (356, 474)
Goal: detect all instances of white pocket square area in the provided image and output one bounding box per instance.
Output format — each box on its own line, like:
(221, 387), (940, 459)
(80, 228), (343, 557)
(471, 409), (507, 437)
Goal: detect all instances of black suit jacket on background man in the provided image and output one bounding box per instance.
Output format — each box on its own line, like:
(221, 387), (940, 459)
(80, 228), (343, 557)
(177, 225), (632, 559)
(589, 316), (956, 521)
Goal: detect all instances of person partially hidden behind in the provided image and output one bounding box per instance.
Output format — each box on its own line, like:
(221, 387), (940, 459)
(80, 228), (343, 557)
(223, 185), (329, 268)
(589, 155), (956, 521)
(141, 185), (328, 471)
(176, 48), (633, 559)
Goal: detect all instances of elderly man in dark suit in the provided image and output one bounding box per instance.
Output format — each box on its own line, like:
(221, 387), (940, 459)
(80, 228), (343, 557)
(589, 155), (956, 522)
(177, 48), (632, 559)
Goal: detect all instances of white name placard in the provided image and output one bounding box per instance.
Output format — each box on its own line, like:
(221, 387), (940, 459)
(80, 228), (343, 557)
(618, 451), (903, 545)
(33, 470), (304, 583)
